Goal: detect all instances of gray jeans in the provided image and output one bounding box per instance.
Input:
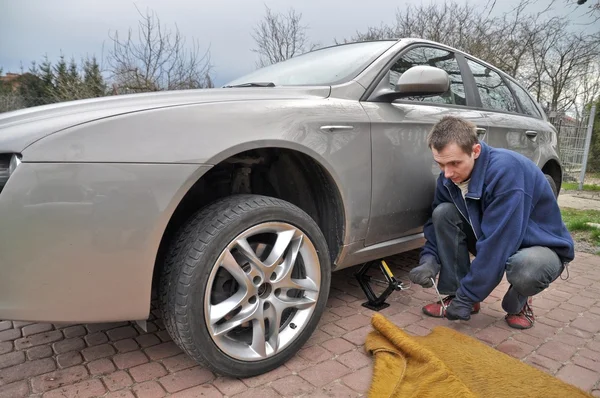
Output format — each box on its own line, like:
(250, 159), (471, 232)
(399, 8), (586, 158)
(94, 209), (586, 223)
(432, 202), (564, 313)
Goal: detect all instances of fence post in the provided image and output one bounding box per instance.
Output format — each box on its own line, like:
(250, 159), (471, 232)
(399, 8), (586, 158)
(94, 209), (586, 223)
(579, 104), (597, 190)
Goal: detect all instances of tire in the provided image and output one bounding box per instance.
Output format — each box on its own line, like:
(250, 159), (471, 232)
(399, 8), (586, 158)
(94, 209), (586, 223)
(159, 194), (331, 378)
(545, 174), (558, 198)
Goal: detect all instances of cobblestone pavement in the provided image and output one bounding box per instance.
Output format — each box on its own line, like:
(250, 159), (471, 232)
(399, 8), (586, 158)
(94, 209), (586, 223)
(1, 249), (599, 397)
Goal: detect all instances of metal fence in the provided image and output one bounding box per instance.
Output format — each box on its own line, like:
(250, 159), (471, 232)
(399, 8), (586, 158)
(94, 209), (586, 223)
(552, 105), (597, 188)
(0, 95), (82, 113)
(0, 94), (27, 113)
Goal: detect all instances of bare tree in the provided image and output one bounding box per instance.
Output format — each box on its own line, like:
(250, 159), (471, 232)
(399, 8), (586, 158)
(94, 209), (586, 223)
(340, 1), (550, 78)
(479, 3), (560, 78)
(536, 30), (600, 113)
(334, 24), (396, 43)
(487, 0), (600, 23)
(251, 6), (318, 67)
(340, 3), (491, 46)
(571, 60), (600, 118)
(106, 5), (212, 93)
(340, 0), (599, 115)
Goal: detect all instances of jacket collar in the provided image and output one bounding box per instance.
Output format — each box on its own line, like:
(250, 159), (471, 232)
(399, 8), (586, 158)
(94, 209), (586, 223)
(442, 141), (490, 200)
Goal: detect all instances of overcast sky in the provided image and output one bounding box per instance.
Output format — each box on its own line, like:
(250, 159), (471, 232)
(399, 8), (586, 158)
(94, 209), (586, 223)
(1, 0), (597, 87)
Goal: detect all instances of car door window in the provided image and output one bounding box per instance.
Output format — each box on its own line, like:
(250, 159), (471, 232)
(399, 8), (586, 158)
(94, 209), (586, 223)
(466, 59), (517, 113)
(388, 47), (466, 106)
(506, 79), (542, 118)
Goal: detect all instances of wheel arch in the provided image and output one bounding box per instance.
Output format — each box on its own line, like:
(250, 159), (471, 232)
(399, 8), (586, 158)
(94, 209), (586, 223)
(151, 145), (347, 294)
(541, 158), (563, 194)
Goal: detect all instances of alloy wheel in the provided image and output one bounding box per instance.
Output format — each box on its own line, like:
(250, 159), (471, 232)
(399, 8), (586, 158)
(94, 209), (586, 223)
(204, 222), (321, 361)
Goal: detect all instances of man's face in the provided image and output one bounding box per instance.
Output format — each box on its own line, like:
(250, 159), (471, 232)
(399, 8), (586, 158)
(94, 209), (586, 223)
(432, 143), (481, 184)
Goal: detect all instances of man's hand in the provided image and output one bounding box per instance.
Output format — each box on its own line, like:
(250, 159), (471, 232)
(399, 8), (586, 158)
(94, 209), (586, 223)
(409, 255), (441, 288)
(446, 293), (473, 321)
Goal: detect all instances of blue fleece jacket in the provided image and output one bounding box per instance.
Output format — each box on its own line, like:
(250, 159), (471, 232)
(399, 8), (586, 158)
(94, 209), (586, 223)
(420, 141), (575, 304)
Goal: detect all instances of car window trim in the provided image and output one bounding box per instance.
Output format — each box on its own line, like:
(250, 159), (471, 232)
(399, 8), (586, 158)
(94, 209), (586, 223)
(500, 74), (526, 116)
(361, 42), (545, 121)
(462, 55), (543, 120)
(361, 43), (475, 107)
(503, 75), (543, 119)
(463, 56), (520, 114)
(389, 100), (483, 112)
(473, 79), (544, 120)
(380, 91), (544, 119)
(455, 52), (480, 108)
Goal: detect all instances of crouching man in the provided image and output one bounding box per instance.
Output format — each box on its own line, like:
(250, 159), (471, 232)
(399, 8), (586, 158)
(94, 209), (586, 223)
(409, 116), (574, 329)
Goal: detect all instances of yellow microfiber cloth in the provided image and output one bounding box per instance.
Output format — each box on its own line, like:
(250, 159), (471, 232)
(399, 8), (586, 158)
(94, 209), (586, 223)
(365, 313), (593, 398)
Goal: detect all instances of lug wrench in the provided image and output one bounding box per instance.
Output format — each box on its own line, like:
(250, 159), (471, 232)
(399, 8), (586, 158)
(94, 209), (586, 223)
(430, 277), (447, 313)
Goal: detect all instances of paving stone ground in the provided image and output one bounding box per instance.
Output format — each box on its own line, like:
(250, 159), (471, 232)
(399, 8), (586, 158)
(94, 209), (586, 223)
(558, 191), (600, 211)
(1, 249), (599, 397)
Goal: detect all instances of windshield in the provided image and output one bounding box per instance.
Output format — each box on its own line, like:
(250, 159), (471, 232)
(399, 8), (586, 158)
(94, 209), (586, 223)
(224, 41), (397, 87)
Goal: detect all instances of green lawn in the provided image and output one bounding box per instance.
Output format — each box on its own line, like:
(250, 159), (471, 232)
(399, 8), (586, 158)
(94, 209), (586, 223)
(561, 182), (600, 191)
(561, 208), (600, 248)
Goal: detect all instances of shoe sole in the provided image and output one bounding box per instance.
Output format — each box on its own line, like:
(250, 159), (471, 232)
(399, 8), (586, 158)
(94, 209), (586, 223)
(422, 308), (480, 318)
(505, 320), (534, 329)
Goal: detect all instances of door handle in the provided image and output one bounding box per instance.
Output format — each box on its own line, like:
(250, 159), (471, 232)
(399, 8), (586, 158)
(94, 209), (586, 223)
(320, 125), (354, 132)
(525, 130), (538, 138)
(476, 128), (486, 136)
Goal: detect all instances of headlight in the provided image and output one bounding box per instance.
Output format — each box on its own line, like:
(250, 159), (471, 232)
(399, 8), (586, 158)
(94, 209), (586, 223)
(9, 153), (22, 176)
(0, 154), (21, 194)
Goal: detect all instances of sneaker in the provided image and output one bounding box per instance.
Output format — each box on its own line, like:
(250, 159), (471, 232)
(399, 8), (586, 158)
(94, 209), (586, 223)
(422, 295), (481, 318)
(505, 297), (534, 329)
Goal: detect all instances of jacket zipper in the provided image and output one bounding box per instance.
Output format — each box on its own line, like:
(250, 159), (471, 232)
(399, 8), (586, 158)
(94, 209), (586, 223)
(445, 184), (478, 239)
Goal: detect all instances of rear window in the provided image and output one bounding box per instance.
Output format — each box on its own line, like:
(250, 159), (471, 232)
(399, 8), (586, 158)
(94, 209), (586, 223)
(507, 80), (542, 118)
(466, 59), (517, 113)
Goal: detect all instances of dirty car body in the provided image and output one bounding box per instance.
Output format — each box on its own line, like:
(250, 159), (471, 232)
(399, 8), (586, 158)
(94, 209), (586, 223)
(0, 39), (563, 377)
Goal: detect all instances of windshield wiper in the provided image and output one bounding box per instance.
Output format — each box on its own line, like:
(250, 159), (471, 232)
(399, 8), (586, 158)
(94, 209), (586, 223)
(223, 82), (275, 88)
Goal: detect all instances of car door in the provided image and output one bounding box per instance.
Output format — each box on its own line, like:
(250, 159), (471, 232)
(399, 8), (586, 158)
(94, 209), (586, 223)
(463, 57), (541, 162)
(504, 77), (554, 164)
(360, 45), (489, 247)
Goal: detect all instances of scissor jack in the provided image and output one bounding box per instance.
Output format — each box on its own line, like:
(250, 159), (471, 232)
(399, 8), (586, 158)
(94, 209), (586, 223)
(354, 259), (411, 311)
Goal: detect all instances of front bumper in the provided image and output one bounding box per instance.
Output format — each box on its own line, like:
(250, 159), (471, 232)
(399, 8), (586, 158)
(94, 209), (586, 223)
(0, 161), (210, 323)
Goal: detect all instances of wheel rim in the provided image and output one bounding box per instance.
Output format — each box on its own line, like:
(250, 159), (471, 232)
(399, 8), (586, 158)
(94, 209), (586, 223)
(204, 221), (321, 361)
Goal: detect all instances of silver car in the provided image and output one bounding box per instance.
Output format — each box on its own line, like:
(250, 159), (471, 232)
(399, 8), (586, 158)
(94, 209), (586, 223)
(0, 39), (562, 377)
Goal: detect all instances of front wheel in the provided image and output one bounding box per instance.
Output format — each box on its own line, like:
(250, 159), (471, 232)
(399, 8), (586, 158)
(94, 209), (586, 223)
(545, 174), (558, 198)
(159, 194), (331, 377)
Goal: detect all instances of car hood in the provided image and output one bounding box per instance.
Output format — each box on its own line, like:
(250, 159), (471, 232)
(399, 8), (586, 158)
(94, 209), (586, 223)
(0, 86), (331, 153)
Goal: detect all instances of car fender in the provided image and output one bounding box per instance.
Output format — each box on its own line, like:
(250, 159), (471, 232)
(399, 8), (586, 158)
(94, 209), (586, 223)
(23, 98), (373, 242)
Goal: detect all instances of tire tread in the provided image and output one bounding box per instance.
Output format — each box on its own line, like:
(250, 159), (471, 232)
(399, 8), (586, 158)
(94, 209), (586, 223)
(158, 194), (329, 376)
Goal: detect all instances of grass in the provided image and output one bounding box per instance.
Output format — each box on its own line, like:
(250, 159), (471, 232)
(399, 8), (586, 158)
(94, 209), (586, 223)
(561, 182), (600, 191)
(560, 208), (600, 247)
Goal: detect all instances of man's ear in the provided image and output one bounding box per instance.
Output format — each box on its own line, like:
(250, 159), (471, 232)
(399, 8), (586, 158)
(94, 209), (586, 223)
(472, 143), (482, 159)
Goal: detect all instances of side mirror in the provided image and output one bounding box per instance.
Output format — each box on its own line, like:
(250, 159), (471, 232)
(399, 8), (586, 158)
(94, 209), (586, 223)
(371, 65), (450, 102)
(396, 65), (450, 95)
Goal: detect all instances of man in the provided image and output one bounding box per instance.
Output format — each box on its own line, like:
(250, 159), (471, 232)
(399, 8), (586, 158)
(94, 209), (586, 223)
(409, 116), (575, 329)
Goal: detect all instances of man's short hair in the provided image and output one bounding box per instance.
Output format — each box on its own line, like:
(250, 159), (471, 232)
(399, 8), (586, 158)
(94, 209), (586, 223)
(427, 116), (479, 154)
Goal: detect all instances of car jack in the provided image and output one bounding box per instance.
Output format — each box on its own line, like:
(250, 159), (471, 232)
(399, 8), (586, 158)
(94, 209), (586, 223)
(354, 259), (410, 311)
